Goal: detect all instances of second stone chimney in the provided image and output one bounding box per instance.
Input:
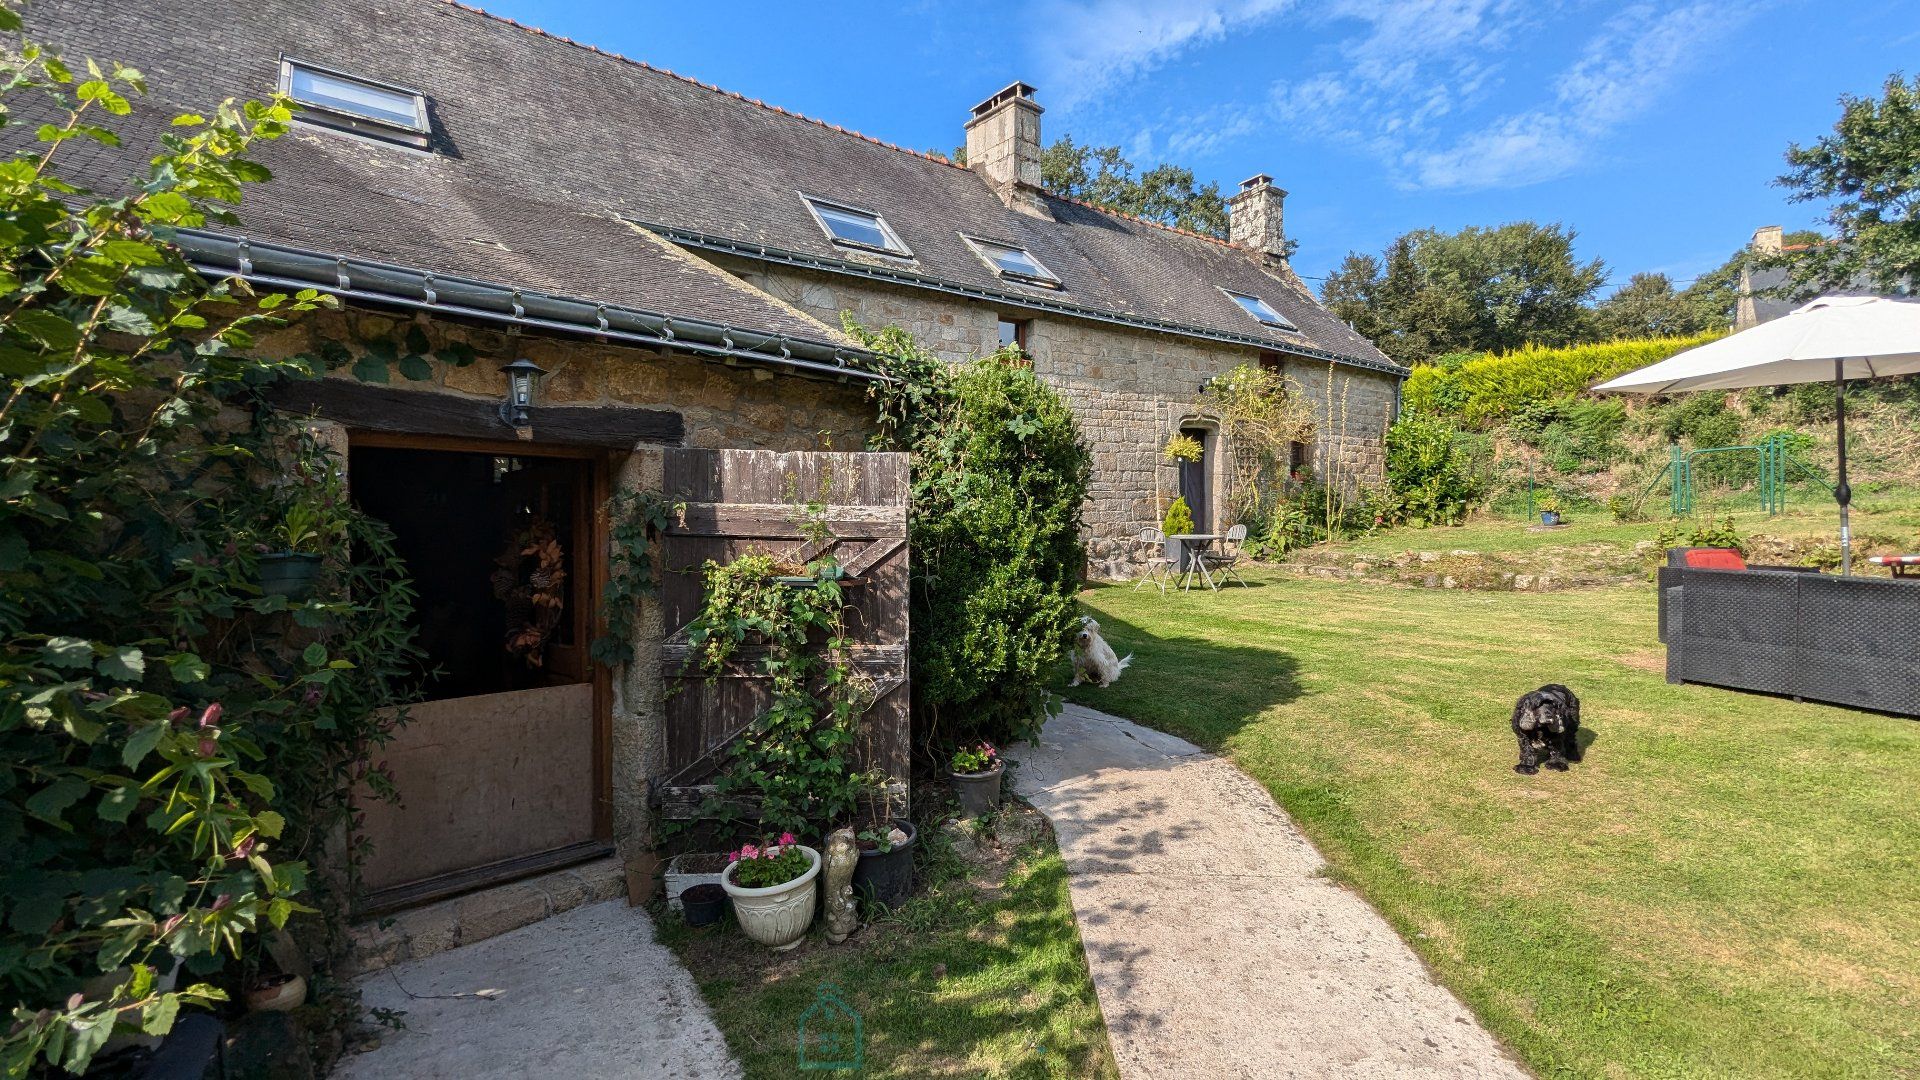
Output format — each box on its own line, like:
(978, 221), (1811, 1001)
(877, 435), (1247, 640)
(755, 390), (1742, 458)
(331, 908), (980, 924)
(1750, 224), (1784, 254)
(966, 82), (1051, 219)
(1229, 174), (1289, 262)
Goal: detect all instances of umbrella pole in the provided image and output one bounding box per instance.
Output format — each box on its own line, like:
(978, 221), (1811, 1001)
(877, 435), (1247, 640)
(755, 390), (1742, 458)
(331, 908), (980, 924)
(1836, 359), (1852, 576)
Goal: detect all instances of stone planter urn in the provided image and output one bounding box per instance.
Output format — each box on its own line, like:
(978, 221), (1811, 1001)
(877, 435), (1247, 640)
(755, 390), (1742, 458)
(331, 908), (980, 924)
(721, 845), (821, 951)
(949, 761), (1005, 817)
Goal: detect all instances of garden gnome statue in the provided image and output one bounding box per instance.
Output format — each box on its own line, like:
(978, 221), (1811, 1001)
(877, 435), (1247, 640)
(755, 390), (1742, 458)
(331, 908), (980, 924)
(823, 827), (859, 944)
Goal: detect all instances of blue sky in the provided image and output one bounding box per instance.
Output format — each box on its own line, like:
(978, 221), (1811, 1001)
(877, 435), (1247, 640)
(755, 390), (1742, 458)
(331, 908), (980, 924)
(485, 0), (1916, 294)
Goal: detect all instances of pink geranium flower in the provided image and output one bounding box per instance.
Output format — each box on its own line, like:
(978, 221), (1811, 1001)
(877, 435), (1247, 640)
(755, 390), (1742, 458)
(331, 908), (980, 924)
(779, 832), (796, 846)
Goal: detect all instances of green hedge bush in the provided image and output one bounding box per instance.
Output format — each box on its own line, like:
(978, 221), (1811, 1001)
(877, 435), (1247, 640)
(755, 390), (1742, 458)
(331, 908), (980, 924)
(845, 323), (1092, 753)
(1403, 333), (1723, 426)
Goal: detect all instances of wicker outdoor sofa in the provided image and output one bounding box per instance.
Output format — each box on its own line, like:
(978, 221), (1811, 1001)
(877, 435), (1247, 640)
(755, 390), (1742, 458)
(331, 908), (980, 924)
(1658, 548), (1920, 717)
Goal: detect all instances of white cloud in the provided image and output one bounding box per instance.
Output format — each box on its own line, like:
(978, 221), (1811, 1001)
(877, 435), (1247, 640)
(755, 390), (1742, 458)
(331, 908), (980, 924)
(1036, 0), (1749, 192)
(1033, 0), (1296, 111)
(1404, 1), (1736, 189)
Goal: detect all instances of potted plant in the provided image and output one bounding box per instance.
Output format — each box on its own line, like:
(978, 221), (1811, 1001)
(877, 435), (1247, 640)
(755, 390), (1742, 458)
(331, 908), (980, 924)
(255, 501), (327, 600)
(1538, 493), (1563, 527)
(949, 741), (1004, 817)
(1161, 497), (1196, 565)
(851, 819), (916, 910)
(664, 851), (732, 910)
(720, 833), (821, 951)
(678, 882), (728, 928)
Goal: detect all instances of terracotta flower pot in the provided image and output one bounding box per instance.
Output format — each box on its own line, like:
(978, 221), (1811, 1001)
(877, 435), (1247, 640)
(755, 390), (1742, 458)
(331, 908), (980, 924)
(721, 845), (820, 951)
(949, 761), (1004, 817)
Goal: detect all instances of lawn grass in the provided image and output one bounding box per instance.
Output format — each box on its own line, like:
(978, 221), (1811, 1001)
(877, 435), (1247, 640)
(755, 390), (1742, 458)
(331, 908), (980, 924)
(654, 805), (1117, 1080)
(1068, 571), (1920, 1079)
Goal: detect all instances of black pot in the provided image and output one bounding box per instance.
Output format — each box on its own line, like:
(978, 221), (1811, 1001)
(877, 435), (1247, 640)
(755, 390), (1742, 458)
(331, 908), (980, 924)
(256, 552), (323, 600)
(679, 883), (727, 927)
(851, 819), (916, 911)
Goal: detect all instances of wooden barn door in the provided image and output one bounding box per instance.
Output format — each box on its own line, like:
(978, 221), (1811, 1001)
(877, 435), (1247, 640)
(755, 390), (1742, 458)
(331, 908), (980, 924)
(348, 439), (611, 913)
(655, 449), (909, 820)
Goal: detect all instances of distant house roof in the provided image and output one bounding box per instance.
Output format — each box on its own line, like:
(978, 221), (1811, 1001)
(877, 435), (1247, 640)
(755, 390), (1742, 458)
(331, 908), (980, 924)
(24, 0), (1400, 376)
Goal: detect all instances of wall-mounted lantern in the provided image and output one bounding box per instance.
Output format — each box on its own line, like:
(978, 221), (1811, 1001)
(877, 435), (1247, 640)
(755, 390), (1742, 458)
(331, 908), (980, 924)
(498, 358), (546, 428)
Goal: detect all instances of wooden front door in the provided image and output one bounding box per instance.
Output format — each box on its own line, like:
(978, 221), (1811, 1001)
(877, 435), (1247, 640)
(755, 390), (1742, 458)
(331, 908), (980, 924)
(654, 448), (910, 819)
(347, 439), (610, 911)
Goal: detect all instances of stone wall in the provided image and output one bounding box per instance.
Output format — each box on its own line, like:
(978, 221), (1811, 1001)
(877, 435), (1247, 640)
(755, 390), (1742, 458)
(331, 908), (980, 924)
(724, 261), (1401, 577)
(256, 307), (875, 453)
(256, 308), (876, 858)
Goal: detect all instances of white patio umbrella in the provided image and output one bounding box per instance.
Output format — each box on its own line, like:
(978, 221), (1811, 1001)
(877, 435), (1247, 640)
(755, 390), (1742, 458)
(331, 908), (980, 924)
(1594, 295), (1920, 575)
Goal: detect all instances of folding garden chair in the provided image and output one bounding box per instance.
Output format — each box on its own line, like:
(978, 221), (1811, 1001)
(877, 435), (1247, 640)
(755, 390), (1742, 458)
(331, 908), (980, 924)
(1201, 523), (1249, 588)
(1132, 527), (1173, 595)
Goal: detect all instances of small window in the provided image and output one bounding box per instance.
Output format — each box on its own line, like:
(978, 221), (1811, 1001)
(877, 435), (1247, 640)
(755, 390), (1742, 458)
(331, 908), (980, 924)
(803, 196), (911, 257)
(280, 58), (429, 145)
(997, 317), (1029, 352)
(1222, 289), (1297, 330)
(964, 236), (1058, 286)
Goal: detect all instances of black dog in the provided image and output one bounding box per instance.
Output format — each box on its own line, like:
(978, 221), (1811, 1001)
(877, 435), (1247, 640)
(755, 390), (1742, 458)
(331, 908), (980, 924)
(1511, 684), (1581, 775)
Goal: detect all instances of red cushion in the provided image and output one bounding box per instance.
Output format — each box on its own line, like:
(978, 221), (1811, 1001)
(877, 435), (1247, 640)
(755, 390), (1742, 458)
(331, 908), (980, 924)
(1683, 548), (1747, 570)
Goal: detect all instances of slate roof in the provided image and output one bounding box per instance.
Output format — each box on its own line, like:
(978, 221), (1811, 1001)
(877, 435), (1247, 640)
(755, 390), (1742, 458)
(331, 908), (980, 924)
(20, 0), (1399, 374)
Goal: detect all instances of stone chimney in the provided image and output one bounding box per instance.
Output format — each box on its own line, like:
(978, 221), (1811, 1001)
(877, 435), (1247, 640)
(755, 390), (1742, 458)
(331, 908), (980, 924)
(966, 82), (1051, 219)
(1751, 224), (1784, 254)
(1229, 174), (1289, 261)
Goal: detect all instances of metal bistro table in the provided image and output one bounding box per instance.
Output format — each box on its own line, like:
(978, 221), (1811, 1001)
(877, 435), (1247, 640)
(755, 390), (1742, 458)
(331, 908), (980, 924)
(1168, 533), (1221, 592)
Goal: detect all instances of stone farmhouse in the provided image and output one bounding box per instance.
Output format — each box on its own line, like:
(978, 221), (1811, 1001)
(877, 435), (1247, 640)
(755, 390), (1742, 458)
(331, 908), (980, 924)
(25, 0), (1398, 951)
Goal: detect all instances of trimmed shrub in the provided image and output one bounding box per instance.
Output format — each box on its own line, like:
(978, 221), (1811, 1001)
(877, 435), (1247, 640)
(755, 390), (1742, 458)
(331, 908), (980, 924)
(1403, 333), (1723, 426)
(1161, 497), (1195, 537)
(845, 319), (1092, 754)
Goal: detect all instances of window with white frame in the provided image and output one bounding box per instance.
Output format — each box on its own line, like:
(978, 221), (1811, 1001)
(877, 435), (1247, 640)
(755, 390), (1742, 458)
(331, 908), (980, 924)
(279, 59), (429, 145)
(1222, 288), (1297, 330)
(802, 196), (911, 256)
(964, 235), (1059, 286)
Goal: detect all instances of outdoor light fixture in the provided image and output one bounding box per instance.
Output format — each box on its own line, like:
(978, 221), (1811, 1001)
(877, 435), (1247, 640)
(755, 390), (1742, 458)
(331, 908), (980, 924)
(498, 358), (545, 427)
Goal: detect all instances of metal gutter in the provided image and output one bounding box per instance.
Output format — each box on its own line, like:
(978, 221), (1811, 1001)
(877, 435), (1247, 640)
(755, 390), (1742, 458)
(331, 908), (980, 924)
(172, 230), (891, 385)
(633, 220), (1411, 379)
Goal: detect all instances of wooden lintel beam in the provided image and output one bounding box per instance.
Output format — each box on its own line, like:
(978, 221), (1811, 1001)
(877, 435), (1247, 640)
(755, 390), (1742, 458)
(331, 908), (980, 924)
(265, 378), (683, 449)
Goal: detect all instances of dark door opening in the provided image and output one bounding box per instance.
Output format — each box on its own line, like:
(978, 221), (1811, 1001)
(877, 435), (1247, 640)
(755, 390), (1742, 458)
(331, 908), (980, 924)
(1178, 427), (1210, 532)
(348, 443), (607, 911)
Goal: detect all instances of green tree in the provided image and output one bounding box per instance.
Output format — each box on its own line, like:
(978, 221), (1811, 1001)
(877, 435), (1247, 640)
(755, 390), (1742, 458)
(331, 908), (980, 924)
(1322, 223), (1607, 365)
(1775, 73), (1920, 295)
(1594, 272), (1713, 338)
(1038, 135), (1230, 237)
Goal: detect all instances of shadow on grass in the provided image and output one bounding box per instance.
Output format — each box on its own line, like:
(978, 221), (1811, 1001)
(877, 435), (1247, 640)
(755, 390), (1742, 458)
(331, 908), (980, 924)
(1063, 591), (1304, 750)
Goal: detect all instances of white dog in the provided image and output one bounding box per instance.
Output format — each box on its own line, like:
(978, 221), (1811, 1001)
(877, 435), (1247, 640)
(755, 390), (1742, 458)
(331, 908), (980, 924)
(1070, 615), (1132, 687)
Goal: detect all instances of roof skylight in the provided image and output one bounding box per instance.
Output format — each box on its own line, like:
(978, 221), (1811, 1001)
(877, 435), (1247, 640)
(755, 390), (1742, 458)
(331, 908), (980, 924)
(1222, 289), (1297, 330)
(803, 196), (911, 256)
(280, 59), (429, 146)
(964, 235), (1059, 286)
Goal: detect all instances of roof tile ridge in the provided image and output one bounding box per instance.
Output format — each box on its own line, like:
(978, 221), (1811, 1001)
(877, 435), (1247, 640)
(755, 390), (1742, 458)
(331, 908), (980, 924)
(440, 0), (968, 172)
(1043, 190), (1235, 248)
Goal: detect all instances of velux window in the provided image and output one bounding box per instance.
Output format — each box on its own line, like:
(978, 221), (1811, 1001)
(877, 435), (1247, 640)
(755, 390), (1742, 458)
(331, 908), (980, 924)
(279, 58), (430, 146)
(965, 235), (1058, 286)
(803, 196), (911, 256)
(1222, 288), (1297, 331)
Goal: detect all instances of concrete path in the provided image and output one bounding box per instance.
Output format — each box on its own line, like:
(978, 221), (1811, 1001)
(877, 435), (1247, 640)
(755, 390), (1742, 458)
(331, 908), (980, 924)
(333, 900), (739, 1080)
(1012, 704), (1526, 1080)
